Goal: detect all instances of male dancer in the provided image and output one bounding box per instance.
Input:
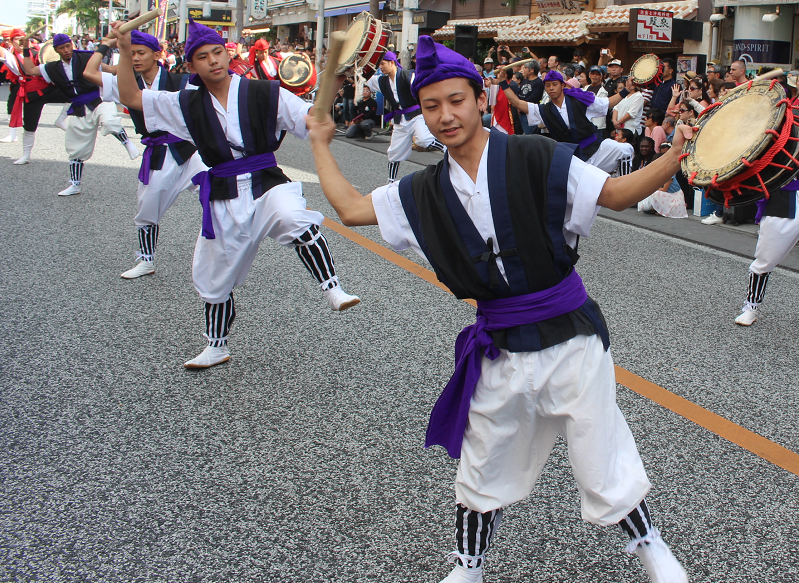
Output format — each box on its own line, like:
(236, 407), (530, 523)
(0, 33), (71, 164)
(83, 31), (207, 279)
(0, 28), (27, 143)
(248, 38), (279, 80)
(22, 34), (139, 196)
(734, 182), (799, 326)
(366, 51), (444, 182)
(496, 68), (631, 174)
(111, 19), (360, 369)
(306, 36), (689, 583)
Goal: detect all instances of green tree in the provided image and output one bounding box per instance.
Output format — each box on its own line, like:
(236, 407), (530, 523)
(26, 16), (45, 34)
(56, 0), (107, 37)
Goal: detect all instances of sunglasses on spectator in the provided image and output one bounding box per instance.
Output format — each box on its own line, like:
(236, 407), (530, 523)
(679, 108), (692, 113)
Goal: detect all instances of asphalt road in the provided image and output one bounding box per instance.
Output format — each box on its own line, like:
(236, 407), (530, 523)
(1, 97), (798, 583)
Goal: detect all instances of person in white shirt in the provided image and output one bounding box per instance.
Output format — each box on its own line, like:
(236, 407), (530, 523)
(110, 19), (360, 369)
(613, 77), (644, 137)
(305, 35), (689, 583)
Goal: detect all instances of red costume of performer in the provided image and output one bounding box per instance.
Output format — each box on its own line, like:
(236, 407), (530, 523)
(491, 87), (515, 134)
(248, 39), (280, 80)
(1, 29), (51, 131)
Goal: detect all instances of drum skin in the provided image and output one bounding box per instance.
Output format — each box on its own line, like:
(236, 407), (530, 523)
(279, 53), (317, 95)
(38, 41), (60, 64)
(682, 81), (799, 206)
(336, 12), (388, 75)
(630, 54), (662, 87)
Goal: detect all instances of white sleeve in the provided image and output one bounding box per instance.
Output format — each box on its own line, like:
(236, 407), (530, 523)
(628, 93), (644, 122)
(100, 71), (119, 103)
(38, 63), (52, 84)
(367, 75), (380, 94)
(371, 182), (428, 264)
(141, 88), (193, 142)
(586, 96), (609, 118)
(2, 54), (20, 76)
(276, 87), (313, 140)
(563, 156), (609, 241)
(526, 103), (543, 126)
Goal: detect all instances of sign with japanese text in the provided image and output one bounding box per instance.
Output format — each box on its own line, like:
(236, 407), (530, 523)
(535, 0), (581, 16)
(630, 9), (673, 43)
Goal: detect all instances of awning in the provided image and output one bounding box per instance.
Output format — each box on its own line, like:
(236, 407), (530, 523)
(318, 2), (384, 18)
(432, 15), (528, 40)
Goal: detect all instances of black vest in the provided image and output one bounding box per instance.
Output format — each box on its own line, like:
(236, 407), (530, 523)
(378, 69), (421, 122)
(398, 130), (609, 352)
(129, 67), (196, 170)
(43, 51), (101, 117)
(763, 187), (798, 219)
(178, 77), (290, 201)
(540, 96), (602, 160)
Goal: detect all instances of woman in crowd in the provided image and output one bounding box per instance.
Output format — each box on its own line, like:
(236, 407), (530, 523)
(613, 77), (644, 139)
(707, 78), (723, 104)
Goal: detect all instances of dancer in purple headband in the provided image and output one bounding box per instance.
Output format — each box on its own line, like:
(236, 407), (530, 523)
(365, 50), (446, 183)
(22, 34), (140, 196)
(83, 31), (208, 280)
(306, 35), (689, 583)
(494, 67), (632, 175)
(110, 20), (360, 369)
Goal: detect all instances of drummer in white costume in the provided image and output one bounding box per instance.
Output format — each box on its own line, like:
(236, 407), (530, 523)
(307, 36), (689, 583)
(111, 19), (360, 369)
(83, 31), (208, 279)
(22, 34), (140, 197)
(497, 68), (631, 174)
(366, 51), (445, 183)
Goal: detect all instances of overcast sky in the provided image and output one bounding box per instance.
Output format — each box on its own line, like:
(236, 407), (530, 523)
(2, 2), (31, 27)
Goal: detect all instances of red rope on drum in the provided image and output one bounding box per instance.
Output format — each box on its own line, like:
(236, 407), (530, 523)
(707, 96), (796, 206)
(698, 101), (723, 119)
(688, 171), (697, 186)
(769, 79), (778, 90)
(678, 153), (689, 161)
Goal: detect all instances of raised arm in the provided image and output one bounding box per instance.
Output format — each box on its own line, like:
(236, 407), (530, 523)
(21, 39), (43, 76)
(495, 68), (528, 113)
(83, 39), (114, 87)
(108, 23), (143, 111)
(306, 113), (378, 226)
(598, 125), (692, 210)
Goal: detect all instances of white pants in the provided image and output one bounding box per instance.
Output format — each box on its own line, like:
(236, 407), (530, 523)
(134, 151), (208, 227)
(192, 180), (323, 304)
(586, 139), (630, 174)
(456, 335), (651, 526)
(387, 115), (436, 162)
(64, 102), (124, 160)
(751, 194), (799, 275)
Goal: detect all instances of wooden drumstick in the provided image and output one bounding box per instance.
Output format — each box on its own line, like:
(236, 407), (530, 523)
(118, 8), (163, 34)
(751, 67), (784, 82)
(501, 58), (534, 71)
(315, 31), (347, 122)
(24, 25), (46, 40)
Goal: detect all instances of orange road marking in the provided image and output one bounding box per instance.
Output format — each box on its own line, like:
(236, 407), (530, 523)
(322, 217), (799, 476)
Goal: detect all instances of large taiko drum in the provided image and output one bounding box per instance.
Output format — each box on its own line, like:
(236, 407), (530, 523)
(629, 54), (663, 88)
(335, 11), (389, 76)
(279, 53), (317, 95)
(38, 40), (60, 64)
(681, 80), (799, 207)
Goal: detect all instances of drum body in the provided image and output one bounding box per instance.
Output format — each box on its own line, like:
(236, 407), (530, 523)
(630, 54), (663, 88)
(279, 53), (317, 95)
(336, 12), (389, 75)
(681, 80), (799, 206)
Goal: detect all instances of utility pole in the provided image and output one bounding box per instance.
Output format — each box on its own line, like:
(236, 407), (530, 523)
(235, 0), (244, 43)
(178, 0), (187, 41)
(315, 0), (324, 68)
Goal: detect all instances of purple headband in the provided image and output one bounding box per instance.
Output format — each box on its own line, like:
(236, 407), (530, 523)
(52, 34), (71, 48)
(131, 30), (161, 53)
(543, 69), (596, 107)
(411, 35), (483, 99)
(544, 69), (565, 84)
(184, 18), (225, 62)
(382, 50), (402, 69)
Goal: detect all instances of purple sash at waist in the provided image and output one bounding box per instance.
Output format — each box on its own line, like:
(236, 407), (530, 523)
(578, 132), (598, 151)
(138, 133), (184, 185)
(385, 104), (420, 122)
(755, 178), (799, 223)
(191, 151), (278, 239)
(66, 88), (101, 115)
(424, 269), (589, 459)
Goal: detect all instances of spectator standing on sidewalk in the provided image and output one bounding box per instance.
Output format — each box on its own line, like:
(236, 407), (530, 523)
(342, 77), (355, 127)
(648, 58), (677, 113)
(517, 60), (543, 134)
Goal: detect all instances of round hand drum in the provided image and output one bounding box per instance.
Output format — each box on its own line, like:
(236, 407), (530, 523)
(335, 11), (389, 76)
(630, 54), (663, 88)
(681, 80), (799, 207)
(278, 53), (317, 95)
(37, 40), (60, 64)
